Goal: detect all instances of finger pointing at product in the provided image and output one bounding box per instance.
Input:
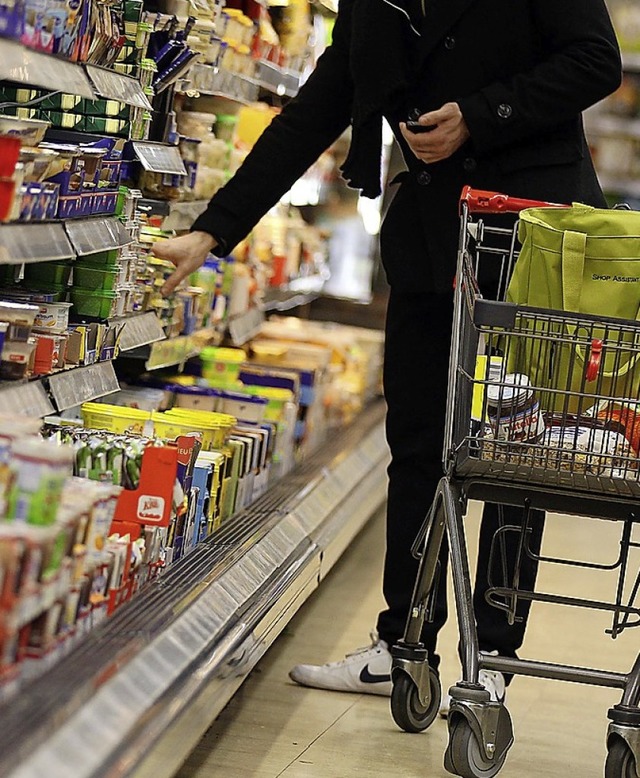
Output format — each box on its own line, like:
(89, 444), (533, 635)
(154, 232), (217, 297)
(400, 102), (470, 165)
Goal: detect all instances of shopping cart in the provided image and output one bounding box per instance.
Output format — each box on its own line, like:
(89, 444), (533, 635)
(389, 188), (640, 778)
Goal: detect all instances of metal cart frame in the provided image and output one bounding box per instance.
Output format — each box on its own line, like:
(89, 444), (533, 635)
(389, 187), (640, 778)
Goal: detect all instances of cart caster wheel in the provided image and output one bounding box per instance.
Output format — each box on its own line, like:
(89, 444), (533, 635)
(606, 739), (640, 778)
(390, 668), (441, 733)
(446, 718), (507, 778)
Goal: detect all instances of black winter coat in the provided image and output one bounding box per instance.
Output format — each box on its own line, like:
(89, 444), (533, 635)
(192, 0), (622, 293)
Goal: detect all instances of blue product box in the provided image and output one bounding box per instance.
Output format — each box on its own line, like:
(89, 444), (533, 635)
(57, 194), (82, 219)
(191, 462), (212, 546)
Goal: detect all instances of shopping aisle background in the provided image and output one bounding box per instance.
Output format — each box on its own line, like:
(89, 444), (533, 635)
(176, 503), (640, 778)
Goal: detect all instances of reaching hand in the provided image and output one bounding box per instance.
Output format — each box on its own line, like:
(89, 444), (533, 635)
(153, 231), (218, 296)
(400, 102), (470, 165)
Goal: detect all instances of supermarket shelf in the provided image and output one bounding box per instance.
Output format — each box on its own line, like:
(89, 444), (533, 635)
(0, 39), (95, 99)
(185, 63), (260, 103)
(255, 59), (301, 98)
(0, 40), (154, 107)
(0, 379), (54, 417)
(132, 141), (187, 176)
(116, 312), (166, 352)
(228, 307), (264, 346)
(0, 223), (75, 265)
(0, 314), (170, 416)
(263, 275), (326, 312)
(0, 217), (133, 265)
(133, 326), (221, 369)
(122, 308), (262, 364)
(0, 401), (388, 778)
(85, 65), (153, 110)
(134, 199), (209, 231)
(64, 216), (133, 256)
(47, 360), (120, 411)
(0, 360), (120, 416)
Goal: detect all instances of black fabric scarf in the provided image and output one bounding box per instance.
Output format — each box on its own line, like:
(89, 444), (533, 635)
(340, 0), (422, 198)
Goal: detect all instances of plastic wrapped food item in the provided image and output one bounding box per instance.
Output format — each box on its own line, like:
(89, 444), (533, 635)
(198, 135), (229, 169)
(193, 166), (226, 200)
(177, 111), (216, 138)
(542, 425), (636, 478)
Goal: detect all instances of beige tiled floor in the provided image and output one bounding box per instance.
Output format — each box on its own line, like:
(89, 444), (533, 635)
(175, 503), (640, 778)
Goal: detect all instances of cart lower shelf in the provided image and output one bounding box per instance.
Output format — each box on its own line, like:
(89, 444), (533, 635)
(0, 400), (388, 778)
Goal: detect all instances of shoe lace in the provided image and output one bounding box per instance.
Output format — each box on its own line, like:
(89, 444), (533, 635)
(345, 630), (385, 659)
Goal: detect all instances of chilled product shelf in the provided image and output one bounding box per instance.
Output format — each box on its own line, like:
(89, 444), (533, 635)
(131, 142), (188, 176)
(0, 223), (75, 265)
(0, 401), (388, 778)
(64, 217), (134, 256)
(0, 40), (153, 107)
(262, 275), (326, 312)
(255, 59), (301, 98)
(0, 39), (95, 99)
(185, 64), (260, 103)
(0, 379), (55, 416)
(0, 218), (135, 264)
(228, 307), (264, 346)
(116, 312), (167, 352)
(46, 360), (120, 410)
(85, 65), (153, 110)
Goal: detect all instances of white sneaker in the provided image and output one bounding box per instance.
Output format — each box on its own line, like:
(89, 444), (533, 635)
(289, 631), (392, 696)
(439, 667), (506, 718)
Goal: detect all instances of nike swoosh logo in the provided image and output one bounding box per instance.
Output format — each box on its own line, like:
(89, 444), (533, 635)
(359, 665), (391, 684)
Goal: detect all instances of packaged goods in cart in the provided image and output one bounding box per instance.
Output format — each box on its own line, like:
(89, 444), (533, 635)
(486, 373), (546, 443)
(596, 402), (640, 455)
(540, 422), (638, 479)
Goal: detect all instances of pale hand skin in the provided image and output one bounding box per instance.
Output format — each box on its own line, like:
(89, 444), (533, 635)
(399, 102), (471, 165)
(153, 231), (218, 296)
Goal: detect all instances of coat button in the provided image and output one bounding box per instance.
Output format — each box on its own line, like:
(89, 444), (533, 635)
(497, 103), (513, 119)
(417, 170), (432, 186)
(444, 36), (456, 50)
(463, 157), (477, 172)
(408, 107), (422, 120)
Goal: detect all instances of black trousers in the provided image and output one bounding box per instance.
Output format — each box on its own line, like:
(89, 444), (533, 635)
(376, 290), (545, 677)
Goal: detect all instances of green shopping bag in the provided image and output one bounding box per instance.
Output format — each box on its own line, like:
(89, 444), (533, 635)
(505, 203), (640, 413)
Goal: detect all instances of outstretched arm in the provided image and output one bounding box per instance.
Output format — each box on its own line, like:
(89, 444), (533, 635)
(156, 0), (355, 294)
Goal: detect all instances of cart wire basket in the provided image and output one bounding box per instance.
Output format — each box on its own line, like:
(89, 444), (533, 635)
(389, 187), (640, 778)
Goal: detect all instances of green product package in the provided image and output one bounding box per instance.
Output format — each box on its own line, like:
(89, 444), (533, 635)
(74, 266), (120, 292)
(506, 204), (640, 412)
(70, 289), (119, 318)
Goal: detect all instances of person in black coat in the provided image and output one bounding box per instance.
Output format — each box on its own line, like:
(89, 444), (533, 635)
(155, 0), (622, 700)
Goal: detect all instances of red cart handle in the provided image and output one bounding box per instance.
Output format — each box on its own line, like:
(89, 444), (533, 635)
(586, 339), (603, 383)
(460, 186), (567, 215)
